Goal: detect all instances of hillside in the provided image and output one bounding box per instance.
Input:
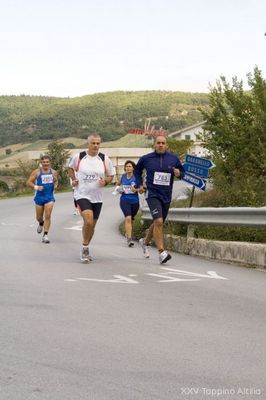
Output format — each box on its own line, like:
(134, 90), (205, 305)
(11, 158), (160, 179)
(0, 134), (154, 169)
(102, 133), (151, 148)
(0, 91), (209, 146)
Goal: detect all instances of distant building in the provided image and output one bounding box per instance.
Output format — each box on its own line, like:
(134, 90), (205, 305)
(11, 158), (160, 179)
(168, 121), (207, 156)
(26, 147), (152, 178)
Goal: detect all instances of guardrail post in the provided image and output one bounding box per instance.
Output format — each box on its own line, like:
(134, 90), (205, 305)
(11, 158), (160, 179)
(186, 224), (195, 239)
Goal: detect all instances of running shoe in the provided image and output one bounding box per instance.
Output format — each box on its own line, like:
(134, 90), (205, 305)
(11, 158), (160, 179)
(80, 246), (92, 262)
(42, 234), (50, 244)
(139, 238), (150, 258)
(159, 250), (171, 264)
(127, 238), (134, 247)
(37, 222), (43, 234)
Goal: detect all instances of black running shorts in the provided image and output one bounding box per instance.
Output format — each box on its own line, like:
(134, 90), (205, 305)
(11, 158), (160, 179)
(76, 199), (103, 220)
(146, 197), (170, 221)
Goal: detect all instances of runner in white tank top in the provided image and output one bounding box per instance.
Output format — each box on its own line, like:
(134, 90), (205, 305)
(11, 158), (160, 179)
(68, 133), (115, 262)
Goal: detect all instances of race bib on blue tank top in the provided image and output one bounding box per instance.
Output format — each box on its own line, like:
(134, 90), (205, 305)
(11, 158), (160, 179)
(41, 174), (53, 184)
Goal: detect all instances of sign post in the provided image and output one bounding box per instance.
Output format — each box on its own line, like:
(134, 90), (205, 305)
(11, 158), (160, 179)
(182, 154), (215, 240)
(182, 155), (215, 192)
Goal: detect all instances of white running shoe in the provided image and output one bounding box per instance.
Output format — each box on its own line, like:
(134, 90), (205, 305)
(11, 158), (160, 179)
(37, 223), (43, 234)
(159, 250), (171, 264)
(80, 246), (92, 262)
(42, 234), (50, 244)
(127, 238), (134, 247)
(139, 238), (150, 258)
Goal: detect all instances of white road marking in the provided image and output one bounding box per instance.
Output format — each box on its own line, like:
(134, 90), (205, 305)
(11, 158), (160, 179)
(161, 268), (228, 280)
(147, 273), (200, 283)
(1, 222), (20, 226)
(146, 273), (200, 282)
(64, 225), (83, 231)
(76, 275), (139, 284)
(64, 269), (228, 284)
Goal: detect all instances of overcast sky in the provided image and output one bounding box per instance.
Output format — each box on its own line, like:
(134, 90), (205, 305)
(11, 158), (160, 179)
(0, 0), (265, 98)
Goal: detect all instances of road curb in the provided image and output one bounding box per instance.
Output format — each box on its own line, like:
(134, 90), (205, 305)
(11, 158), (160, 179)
(164, 234), (266, 268)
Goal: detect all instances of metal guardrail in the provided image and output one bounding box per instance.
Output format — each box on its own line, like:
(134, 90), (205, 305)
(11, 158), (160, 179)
(141, 207), (266, 227)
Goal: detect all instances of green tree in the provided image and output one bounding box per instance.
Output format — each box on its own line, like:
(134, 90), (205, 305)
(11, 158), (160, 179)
(0, 180), (9, 193)
(16, 159), (39, 179)
(166, 137), (192, 161)
(200, 66), (266, 206)
(46, 140), (70, 187)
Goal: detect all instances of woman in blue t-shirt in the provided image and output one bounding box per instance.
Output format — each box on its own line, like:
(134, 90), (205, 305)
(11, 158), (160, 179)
(116, 160), (142, 247)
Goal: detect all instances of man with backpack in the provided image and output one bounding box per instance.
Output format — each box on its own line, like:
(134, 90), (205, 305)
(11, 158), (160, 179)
(68, 133), (115, 262)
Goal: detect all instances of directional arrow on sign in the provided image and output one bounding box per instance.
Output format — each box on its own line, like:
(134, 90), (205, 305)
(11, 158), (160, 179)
(182, 172), (207, 191)
(185, 155), (215, 169)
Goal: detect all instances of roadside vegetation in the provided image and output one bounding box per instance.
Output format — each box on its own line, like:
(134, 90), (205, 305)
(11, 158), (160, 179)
(1, 70), (265, 243)
(131, 67), (266, 244)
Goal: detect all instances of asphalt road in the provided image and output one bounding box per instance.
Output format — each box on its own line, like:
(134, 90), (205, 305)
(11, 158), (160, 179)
(0, 189), (265, 400)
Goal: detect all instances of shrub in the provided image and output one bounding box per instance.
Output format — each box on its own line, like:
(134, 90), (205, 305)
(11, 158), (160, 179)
(0, 180), (9, 192)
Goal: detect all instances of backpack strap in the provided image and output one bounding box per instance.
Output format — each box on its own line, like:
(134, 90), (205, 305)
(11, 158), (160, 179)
(98, 152), (106, 173)
(76, 151), (106, 173)
(79, 151), (87, 160)
(76, 151), (87, 171)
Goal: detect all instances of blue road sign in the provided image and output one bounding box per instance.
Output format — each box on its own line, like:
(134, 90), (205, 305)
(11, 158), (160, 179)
(183, 162), (209, 178)
(183, 172), (207, 191)
(185, 155), (215, 170)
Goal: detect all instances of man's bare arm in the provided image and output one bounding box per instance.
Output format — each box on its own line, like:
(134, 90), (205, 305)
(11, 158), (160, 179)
(27, 169), (39, 190)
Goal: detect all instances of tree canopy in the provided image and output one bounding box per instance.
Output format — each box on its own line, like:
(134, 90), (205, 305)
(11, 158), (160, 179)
(0, 91), (208, 146)
(46, 140), (70, 186)
(200, 67), (266, 206)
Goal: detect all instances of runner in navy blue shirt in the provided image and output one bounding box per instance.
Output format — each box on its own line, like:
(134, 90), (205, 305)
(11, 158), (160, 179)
(134, 135), (184, 264)
(116, 160), (143, 247)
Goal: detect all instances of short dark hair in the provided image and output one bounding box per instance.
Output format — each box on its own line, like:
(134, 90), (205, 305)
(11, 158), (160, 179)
(124, 160), (136, 171)
(40, 155), (51, 161)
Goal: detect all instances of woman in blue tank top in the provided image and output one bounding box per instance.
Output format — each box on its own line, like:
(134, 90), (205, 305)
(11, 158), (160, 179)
(116, 160), (142, 247)
(27, 155), (58, 244)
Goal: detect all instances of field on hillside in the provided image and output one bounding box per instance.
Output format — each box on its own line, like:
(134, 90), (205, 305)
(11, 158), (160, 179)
(0, 138), (82, 168)
(0, 143), (31, 157)
(102, 134), (152, 148)
(0, 134), (151, 169)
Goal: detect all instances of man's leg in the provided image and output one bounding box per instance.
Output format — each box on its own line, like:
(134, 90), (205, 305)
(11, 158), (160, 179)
(144, 222), (154, 245)
(152, 217), (165, 251)
(35, 204), (44, 234)
(43, 202), (54, 234)
(35, 204), (44, 224)
(144, 198), (171, 264)
(81, 209), (96, 245)
(77, 200), (102, 261)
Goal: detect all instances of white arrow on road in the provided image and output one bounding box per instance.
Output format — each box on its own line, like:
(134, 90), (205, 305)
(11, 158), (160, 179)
(161, 268), (228, 280)
(65, 275), (139, 284)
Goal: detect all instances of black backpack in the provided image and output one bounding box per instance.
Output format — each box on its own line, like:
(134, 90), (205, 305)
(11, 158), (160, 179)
(77, 151), (106, 172)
